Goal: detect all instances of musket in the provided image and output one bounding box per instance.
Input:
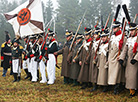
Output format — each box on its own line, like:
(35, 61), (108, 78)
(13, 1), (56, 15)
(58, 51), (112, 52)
(93, 13), (111, 62)
(122, 4), (138, 58)
(23, 36), (30, 60)
(69, 10), (87, 52)
(40, 18), (54, 50)
(44, 18), (54, 30)
(37, 19), (55, 65)
(104, 13), (111, 29)
(122, 4), (131, 24)
(118, 18), (127, 56)
(106, 5), (121, 61)
(84, 16), (100, 62)
(133, 14), (138, 23)
(73, 16), (100, 61)
(73, 41), (85, 60)
(24, 36), (30, 52)
(29, 35), (39, 51)
(89, 16), (100, 52)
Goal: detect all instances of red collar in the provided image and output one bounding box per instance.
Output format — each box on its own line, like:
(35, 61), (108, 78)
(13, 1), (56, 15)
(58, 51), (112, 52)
(51, 38), (56, 42)
(135, 33), (137, 37)
(96, 38), (100, 41)
(115, 30), (122, 36)
(86, 38), (91, 42)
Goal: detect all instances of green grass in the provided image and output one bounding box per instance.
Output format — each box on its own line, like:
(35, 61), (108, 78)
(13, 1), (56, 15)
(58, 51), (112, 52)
(0, 55), (137, 102)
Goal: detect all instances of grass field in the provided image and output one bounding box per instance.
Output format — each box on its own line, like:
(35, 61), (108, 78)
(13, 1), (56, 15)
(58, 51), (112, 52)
(0, 55), (138, 102)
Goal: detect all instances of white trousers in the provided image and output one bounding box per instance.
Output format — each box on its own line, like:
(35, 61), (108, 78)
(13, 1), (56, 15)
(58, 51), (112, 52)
(39, 60), (47, 82)
(47, 54), (56, 84)
(30, 57), (38, 82)
(22, 59), (31, 72)
(12, 59), (21, 76)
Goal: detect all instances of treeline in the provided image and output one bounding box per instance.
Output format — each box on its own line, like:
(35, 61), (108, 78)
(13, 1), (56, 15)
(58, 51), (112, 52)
(0, 0), (138, 45)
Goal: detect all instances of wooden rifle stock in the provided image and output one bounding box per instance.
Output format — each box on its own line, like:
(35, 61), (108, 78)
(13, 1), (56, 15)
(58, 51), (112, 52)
(69, 10), (87, 52)
(93, 13), (111, 62)
(133, 14), (138, 23)
(84, 16), (100, 62)
(117, 19), (127, 56)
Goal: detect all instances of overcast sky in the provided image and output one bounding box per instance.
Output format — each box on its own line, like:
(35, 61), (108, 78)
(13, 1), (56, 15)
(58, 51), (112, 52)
(9, 0), (130, 8)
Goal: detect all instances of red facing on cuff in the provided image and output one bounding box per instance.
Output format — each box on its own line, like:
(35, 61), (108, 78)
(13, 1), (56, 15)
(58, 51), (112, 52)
(39, 55), (43, 60)
(9, 61), (12, 64)
(45, 47), (47, 50)
(1, 56), (4, 60)
(25, 56), (28, 59)
(30, 54), (34, 58)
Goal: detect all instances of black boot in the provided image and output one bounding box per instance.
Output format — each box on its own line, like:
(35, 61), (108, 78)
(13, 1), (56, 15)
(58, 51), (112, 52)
(90, 83), (98, 92)
(80, 82), (85, 86)
(119, 83), (125, 92)
(72, 79), (80, 87)
(102, 86), (108, 92)
(13, 73), (17, 82)
(37, 70), (39, 81)
(24, 69), (29, 79)
(17, 76), (21, 82)
(64, 77), (69, 84)
(10, 66), (13, 75)
(114, 84), (120, 95)
(29, 72), (32, 81)
(68, 78), (73, 84)
(88, 82), (93, 88)
(80, 82), (88, 89)
(2, 68), (7, 77)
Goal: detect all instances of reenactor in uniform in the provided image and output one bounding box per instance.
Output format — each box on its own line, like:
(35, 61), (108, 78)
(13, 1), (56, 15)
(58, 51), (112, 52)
(77, 27), (92, 89)
(54, 30), (73, 84)
(108, 21), (126, 94)
(1, 31), (12, 77)
(35, 34), (47, 84)
(22, 36), (30, 79)
(12, 38), (24, 82)
(89, 27), (101, 91)
(119, 23), (138, 97)
(46, 30), (58, 85)
(24, 35), (39, 82)
(97, 30), (109, 92)
(70, 33), (84, 86)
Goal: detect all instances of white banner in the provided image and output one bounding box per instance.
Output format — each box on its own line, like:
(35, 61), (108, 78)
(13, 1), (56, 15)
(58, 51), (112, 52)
(4, 0), (45, 37)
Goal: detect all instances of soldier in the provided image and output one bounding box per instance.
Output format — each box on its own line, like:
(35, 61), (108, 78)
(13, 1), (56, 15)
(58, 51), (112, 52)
(89, 27), (101, 91)
(1, 31), (12, 77)
(35, 34), (47, 84)
(77, 27), (92, 89)
(108, 21), (125, 94)
(24, 35), (39, 82)
(119, 23), (138, 97)
(46, 30), (58, 85)
(12, 38), (24, 82)
(22, 36), (30, 79)
(70, 33), (84, 86)
(54, 30), (73, 84)
(97, 30), (109, 92)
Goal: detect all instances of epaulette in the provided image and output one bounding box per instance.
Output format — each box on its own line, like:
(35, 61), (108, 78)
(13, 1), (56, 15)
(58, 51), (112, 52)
(1, 42), (6, 48)
(19, 45), (23, 49)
